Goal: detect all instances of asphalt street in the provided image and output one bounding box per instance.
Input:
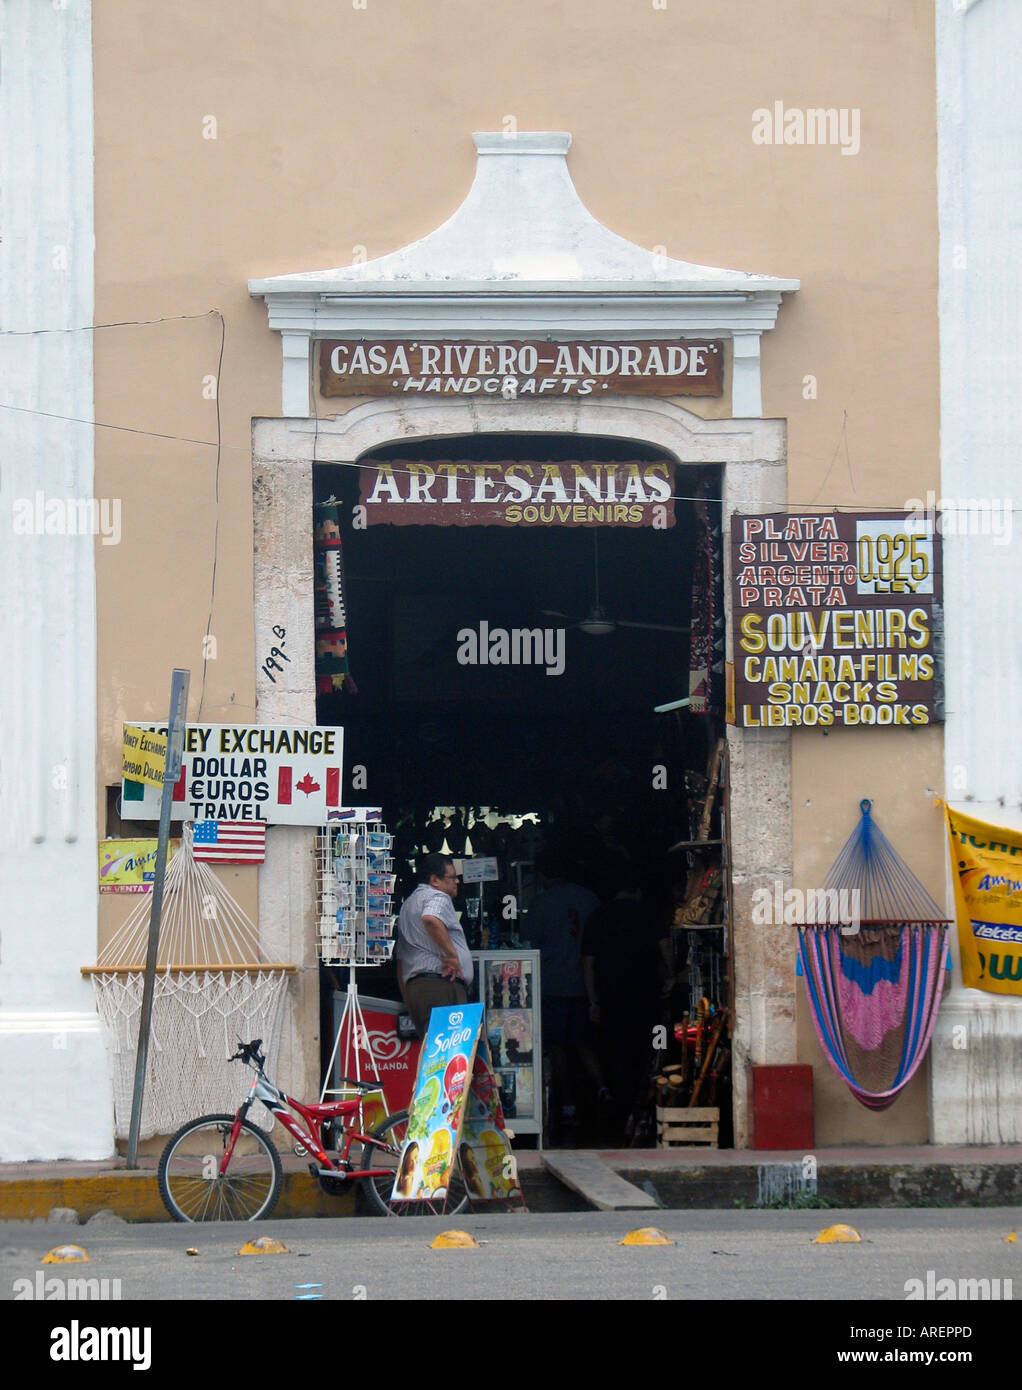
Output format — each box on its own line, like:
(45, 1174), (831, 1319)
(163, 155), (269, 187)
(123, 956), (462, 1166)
(2, 1207), (1016, 1303)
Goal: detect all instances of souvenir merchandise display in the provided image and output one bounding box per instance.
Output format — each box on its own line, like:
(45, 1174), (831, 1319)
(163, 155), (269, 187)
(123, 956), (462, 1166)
(470, 951), (541, 1138)
(316, 818), (396, 967)
(313, 497), (355, 695)
(317, 814), (398, 1108)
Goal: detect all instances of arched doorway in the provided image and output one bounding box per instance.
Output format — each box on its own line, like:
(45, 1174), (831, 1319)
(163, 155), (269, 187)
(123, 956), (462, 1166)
(253, 394), (792, 1147)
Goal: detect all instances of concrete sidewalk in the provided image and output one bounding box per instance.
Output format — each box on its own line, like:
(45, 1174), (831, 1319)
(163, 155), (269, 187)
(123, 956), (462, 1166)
(2, 1145), (1020, 1222)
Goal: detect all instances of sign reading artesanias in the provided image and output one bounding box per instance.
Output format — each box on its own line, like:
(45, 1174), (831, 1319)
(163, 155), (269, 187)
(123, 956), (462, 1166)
(321, 339), (723, 399)
(730, 513), (943, 728)
(121, 723), (345, 823)
(360, 460), (675, 528)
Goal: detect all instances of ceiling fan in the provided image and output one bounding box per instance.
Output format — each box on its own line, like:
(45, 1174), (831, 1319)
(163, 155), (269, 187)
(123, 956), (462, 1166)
(541, 533), (689, 637)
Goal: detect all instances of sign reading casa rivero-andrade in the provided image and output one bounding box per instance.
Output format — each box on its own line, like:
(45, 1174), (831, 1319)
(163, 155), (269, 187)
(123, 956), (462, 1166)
(121, 723), (345, 824)
(320, 339), (723, 399)
(730, 512), (943, 729)
(360, 459), (676, 528)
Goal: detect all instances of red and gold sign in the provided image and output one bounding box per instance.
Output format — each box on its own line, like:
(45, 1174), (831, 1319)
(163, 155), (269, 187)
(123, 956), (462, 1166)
(360, 459), (675, 528)
(321, 339), (723, 399)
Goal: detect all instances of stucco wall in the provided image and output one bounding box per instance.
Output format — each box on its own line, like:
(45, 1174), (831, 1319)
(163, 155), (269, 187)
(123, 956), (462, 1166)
(91, 1), (941, 1141)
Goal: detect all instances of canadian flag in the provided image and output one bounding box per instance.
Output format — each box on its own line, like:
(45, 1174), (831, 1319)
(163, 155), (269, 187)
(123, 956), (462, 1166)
(277, 766), (341, 806)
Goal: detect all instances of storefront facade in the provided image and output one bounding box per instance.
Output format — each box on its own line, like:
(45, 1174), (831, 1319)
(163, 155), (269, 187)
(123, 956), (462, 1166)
(16, 1), (1017, 1159)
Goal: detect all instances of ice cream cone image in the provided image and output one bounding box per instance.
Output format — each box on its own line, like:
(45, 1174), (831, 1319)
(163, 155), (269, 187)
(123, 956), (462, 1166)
(481, 1129), (511, 1187)
(422, 1129), (452, 1191)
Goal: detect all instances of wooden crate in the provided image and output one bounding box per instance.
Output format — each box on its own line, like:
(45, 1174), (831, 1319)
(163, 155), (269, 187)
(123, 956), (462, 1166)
(656, 1106), (719, 1148)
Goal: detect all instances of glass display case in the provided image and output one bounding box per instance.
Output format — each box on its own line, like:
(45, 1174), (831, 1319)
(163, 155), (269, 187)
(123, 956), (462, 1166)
(470, 950), (542, 1142)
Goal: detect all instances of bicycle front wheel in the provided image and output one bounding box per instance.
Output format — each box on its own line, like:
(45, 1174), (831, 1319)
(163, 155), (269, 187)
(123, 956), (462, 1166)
(361, 1110), (469, 1217)
(158, 1113), (282, 1222)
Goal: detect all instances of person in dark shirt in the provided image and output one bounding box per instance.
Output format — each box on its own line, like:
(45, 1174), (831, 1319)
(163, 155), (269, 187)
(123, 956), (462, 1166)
(525, 851), (606, 1130)
(582, 864), (673, 1134)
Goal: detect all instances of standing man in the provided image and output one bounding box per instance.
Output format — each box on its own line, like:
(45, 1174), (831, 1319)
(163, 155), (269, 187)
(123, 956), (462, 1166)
(582, 859), (674, 1135)
(525, 850), (607, 1135)
(396, 853), (473, 1040)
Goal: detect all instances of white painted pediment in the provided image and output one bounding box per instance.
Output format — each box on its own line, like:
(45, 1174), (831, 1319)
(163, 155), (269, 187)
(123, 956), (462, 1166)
(251, 132), (796, 295)
(249, 132), (798, 416)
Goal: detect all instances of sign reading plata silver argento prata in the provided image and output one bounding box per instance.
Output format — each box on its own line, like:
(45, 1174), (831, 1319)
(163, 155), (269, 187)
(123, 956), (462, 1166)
(320, 339), (723, 398)
(730, 512), (943, 728)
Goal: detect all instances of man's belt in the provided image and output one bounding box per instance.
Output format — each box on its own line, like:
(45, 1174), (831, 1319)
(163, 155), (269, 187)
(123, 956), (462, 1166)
(406, 971), (468, 989)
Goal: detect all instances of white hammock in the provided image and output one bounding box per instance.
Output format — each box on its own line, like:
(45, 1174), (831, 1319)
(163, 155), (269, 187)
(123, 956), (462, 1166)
(90, 824), (290, 1139)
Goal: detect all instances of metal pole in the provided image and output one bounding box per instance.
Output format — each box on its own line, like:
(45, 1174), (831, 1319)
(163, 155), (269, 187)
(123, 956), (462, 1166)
(126, 668), (190, 1168)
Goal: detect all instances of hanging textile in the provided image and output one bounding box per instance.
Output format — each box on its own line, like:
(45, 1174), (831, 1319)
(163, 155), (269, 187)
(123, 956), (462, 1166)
(796, 799), (951, 1110)
(687, 480), (725, 713)
(90, 824), (289, 1137)
(314, 497), (357, 694)
(798, 923), (948, 1111)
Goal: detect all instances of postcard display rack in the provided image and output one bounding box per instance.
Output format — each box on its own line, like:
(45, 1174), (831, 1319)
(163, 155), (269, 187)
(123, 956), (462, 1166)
(470, 950), (542, 1141)
(316, 820), (397, 1102)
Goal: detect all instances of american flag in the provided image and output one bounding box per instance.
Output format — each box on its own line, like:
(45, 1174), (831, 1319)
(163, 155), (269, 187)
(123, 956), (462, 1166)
(192, 821), (266, 863)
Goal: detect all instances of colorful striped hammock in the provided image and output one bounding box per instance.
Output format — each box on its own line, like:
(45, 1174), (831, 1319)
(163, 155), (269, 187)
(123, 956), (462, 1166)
(796, 800), (950, 1111)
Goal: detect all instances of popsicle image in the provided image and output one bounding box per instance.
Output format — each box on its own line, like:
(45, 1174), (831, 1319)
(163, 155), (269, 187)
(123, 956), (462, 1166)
(422, 1129), (452, 1191)
(407, 1076), (441, 1138)
(444, 1055), (468, 1109)
(481, 1128), (512, 1186)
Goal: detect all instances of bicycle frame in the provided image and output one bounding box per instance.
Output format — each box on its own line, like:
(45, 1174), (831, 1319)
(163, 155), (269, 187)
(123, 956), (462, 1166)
(229, 1062), (399, 1181)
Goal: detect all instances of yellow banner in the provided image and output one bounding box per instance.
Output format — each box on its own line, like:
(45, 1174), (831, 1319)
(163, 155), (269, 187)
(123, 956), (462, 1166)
(121, 724), (168, 788)
(945, 806), (1022, 995)
(99, 838), (176, 892)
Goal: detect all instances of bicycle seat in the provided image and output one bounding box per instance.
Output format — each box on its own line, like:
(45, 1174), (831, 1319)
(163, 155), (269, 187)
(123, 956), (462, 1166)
(330, 1076), (383, 1093)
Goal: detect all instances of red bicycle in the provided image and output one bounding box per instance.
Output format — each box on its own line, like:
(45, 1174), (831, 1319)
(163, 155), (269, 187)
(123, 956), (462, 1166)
(157, 1038), (467, 1221)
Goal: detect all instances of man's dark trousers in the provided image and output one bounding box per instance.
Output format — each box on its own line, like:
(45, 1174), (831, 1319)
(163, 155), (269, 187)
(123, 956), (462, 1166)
(404, 974), (469, 1040)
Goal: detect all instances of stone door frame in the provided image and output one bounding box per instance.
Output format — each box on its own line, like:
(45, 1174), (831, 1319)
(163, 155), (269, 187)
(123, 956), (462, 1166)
(253, 394), (793, 1145)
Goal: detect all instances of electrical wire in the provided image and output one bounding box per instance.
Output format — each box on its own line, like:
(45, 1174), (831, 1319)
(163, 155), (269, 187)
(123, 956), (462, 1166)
(4, 389), (993, 515)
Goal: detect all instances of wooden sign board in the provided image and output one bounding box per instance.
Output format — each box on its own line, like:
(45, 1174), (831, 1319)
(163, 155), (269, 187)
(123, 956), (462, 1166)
(360, 459), (675, 528)
(730, 512), (943, 729)
(320, 339), (723, 399)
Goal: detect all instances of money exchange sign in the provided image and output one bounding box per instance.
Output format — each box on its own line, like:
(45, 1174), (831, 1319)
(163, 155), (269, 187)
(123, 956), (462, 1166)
(121, 723), (345, 824)
(730, 512), (943, 728)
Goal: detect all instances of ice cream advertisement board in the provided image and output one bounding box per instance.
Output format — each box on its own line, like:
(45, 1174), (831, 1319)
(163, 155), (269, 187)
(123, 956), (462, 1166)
(390, 1002), (522, 1207)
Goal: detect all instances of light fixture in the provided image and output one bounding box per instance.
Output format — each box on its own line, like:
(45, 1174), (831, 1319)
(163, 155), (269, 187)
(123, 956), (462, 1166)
(578, 610), (616, 636)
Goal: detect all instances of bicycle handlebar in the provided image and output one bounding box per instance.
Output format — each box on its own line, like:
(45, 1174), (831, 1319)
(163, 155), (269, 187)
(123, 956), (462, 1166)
(231, 1038), (265, 1068)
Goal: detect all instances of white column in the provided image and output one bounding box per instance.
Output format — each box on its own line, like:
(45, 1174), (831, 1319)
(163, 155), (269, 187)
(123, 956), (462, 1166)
(931, 0), (1022, 1142)
(730, 333), (763, 418)
(281, 333), (311, 417)
(252, 430), (320, 1102)
(0, 0), (114, 1159)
